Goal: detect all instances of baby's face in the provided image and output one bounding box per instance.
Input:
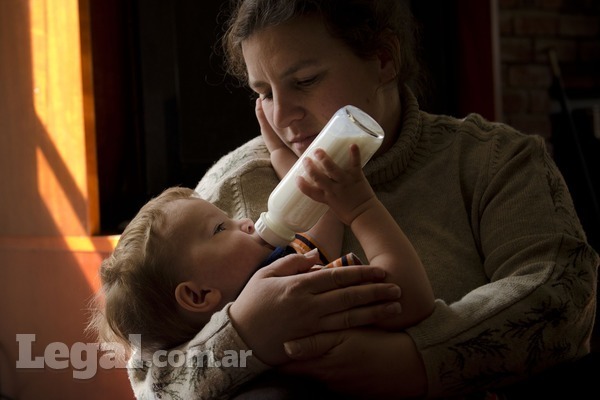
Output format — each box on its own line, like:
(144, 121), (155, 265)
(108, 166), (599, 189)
(162, 198), (273, 304)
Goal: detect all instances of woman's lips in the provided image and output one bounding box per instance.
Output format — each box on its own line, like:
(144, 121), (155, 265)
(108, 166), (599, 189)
(291, 135), (317, 154)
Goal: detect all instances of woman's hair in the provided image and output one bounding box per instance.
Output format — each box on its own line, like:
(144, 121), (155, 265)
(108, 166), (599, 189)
(221, 0), (425, 98)
(88, 187), (201, 356)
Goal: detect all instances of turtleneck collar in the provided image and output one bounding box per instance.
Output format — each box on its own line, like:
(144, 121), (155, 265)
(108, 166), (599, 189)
(364, 86), (423, 186)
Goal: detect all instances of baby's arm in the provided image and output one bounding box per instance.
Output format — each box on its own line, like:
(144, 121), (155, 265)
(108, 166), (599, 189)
(298, 145), (435, 329)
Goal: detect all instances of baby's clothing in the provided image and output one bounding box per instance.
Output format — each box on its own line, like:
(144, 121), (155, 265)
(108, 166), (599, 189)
(259, 232), (362, 270)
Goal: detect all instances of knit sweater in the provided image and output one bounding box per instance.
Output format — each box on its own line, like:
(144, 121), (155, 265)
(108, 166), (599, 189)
(128, 89), (598, 399)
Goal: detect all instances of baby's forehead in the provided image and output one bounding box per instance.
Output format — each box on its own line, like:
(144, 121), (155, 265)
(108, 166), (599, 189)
(161, 197), (222, 231)
(164, 196), (208, 211)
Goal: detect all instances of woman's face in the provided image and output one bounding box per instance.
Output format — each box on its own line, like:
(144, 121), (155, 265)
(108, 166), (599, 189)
(242, 15), (399, 157)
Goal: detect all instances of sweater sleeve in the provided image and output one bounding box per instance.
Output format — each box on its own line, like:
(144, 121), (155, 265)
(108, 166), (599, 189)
(127, 303), (270, 400)
(406, 130), (599, 397)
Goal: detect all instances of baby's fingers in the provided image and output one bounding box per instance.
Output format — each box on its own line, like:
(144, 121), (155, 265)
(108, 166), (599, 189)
(348, 144), (363, 169)
(311, 148), (346, 182)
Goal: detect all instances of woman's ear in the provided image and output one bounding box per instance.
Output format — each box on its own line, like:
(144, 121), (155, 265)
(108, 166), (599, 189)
(377, 32), (401, 84)
(175, 281), (222, 313)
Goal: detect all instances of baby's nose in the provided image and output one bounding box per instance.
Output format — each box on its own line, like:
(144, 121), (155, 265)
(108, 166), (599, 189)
(240, 218), (255, 233)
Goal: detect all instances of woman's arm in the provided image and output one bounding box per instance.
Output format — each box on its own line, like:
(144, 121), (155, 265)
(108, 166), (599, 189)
(281, 328), (427, 399)
(128, 253), (403, 399)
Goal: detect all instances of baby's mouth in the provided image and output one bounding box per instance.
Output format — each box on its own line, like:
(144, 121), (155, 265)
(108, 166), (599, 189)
(253, 230), (275, 250)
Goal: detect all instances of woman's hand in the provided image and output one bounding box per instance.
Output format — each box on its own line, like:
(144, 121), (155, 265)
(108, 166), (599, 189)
(256, 98), (297, 178)
(281, 328), (427, 399)
(256, 98), (286, 153)
(229, 252), (403, 366)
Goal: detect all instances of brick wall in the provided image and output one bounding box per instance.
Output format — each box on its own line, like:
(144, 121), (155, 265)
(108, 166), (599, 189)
(498, 0), (600, 145)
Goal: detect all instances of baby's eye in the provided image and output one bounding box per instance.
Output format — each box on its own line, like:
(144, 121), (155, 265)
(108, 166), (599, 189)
(213, 222), (226, 235)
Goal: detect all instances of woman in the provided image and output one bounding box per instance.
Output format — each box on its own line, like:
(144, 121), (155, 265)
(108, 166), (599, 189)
(130, 0), (598, 398)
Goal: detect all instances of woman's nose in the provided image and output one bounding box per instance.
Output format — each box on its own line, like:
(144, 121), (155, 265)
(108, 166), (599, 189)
(272, 93), (304, 130)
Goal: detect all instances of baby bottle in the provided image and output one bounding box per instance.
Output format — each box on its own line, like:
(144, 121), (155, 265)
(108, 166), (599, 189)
(255, 105), (385, 247)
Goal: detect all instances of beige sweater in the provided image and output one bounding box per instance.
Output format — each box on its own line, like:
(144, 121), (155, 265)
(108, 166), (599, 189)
(129, 89), (598, 398)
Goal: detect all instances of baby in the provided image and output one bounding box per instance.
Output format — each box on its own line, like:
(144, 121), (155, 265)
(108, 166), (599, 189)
(90, 144), (434, 358)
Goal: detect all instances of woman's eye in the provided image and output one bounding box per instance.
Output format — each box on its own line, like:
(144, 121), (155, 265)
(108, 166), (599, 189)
(297, 76), (318, 87)
(213, 222), (226, 235)
(250, 89), (272, 101)
(260, 91), (273, 100)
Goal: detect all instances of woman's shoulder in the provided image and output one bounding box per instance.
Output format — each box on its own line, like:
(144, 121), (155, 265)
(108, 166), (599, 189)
(422, 111), (536, 142)
(420, 111), (547, 157)
(195, 136), (278, 221)
(196, 136), (272, 193)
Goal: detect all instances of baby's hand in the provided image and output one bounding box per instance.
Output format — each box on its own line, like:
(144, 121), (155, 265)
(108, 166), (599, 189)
(297, 145), (376, 226)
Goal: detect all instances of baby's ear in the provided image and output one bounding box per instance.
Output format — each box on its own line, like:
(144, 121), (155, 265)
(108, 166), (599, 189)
(175, 281), (222, 313)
